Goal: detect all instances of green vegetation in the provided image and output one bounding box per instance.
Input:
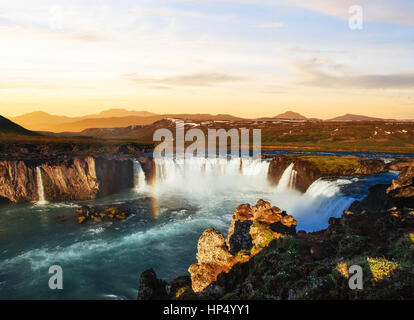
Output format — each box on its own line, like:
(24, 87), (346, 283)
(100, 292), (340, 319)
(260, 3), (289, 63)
(367, 257), (400, 283)
(280, 155), (361, 175)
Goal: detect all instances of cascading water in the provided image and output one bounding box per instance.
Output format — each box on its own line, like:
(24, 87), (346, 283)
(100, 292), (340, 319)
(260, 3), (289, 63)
(132, 160), (147, 192)
(286, 178), (357, 231)
(148, 157), (355, 230)
(36, 166), (47, 205)
(153, 157), (270, 195)
(276, 163), (297, 191)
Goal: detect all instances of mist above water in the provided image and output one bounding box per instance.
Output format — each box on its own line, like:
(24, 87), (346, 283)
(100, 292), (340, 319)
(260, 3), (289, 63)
(137, 157), (370, 231)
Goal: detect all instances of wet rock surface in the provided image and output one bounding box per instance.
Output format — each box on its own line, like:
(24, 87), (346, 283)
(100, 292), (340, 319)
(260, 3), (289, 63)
(75, 198), (156, 224)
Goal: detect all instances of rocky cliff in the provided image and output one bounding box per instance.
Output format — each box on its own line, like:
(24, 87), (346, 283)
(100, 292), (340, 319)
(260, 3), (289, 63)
(0, 160), (38, 202)
(0, 156), (138, 202)
(268, 155), (387, 192)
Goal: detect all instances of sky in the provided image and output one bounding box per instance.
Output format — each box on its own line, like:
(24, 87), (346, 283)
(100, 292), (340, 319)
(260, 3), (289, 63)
(0, 0), (414, 119)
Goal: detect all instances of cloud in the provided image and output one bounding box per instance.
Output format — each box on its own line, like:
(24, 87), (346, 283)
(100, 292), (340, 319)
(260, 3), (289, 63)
(129, 7), (236, 21)
(125, 72), (244, 87)
(258, 21), (284, 28)
(294, 58), (414, 89)
(285, 0), (414, 25)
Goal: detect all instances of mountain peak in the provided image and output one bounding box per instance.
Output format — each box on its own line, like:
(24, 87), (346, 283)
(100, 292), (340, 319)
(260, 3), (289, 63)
(274, 111), (307, 120)
(90, 109), (156, 118)
(328, 114), (385, 121)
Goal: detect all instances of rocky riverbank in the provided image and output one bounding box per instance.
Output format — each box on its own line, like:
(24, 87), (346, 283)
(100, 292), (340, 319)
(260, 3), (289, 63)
(137, 161), (414, 300)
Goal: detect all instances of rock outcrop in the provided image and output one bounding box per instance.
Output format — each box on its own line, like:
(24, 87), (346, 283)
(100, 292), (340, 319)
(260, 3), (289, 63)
(76, 204), (130, 224)
(387, 165), (414, 208)
(137, 269), (168, 300)
(137, 269), (195, 300)
(387, 157), (414, 171)
(188, 228), (235, 293)
(268, 155), (387, 192)
(350, 163), (414, 214)
(187, 199), (297, 293)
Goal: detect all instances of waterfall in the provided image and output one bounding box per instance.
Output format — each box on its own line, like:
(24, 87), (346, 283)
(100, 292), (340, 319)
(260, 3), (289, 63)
(274, 178), (357, 231)
(142, 156), (361, 231)
(276, 163), (297, 191)
(153, 157), (270, 195)
(133, 160), (147, 192)
(36, 167), (47, 205)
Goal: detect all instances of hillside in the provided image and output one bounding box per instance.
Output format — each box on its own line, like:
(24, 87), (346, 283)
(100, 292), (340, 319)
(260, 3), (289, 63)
(80, 108), (156, 119)
(328, 114), (387, 121)
(0, 115), (40, 136)
(45, 118), (414, 153)
(274, 111), (307, 120)
(11, 109), (157, 131)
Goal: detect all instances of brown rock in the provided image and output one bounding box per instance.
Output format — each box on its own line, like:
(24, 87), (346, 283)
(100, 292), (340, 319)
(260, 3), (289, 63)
(188, 228), (234, 293)
(189, 200), (298, 293)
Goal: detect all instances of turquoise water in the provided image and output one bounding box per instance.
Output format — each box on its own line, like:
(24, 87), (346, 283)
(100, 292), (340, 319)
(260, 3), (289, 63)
(0, 157), (398, 300)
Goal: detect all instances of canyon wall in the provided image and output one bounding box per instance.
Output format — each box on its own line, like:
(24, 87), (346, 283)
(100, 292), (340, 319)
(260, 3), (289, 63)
(0, 160), (38, 202)
(268, 155), (387, 192)
(0, 157), (136, 203)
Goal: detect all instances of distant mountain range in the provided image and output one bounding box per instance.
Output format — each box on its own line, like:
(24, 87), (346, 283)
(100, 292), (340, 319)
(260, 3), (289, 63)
(327, 114), (392, 121)
(10, 109), (244, 132)
(0, 116), (40, 136)
(7, 108), (413, 133)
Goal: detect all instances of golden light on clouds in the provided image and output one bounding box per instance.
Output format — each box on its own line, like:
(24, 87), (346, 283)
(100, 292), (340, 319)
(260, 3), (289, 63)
(0, 0), (413, 119)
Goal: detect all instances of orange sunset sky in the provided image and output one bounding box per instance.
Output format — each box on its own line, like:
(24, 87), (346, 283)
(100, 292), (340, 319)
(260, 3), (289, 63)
(1, 0), (414, 119)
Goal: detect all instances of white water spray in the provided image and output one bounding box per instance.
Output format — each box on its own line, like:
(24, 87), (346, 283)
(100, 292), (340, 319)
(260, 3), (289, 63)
(145, 156), (359, 231)
(36, 166), (47, 205)
(153, 157), (270, 195)
(276, 163), (297, 191)
(272, 177), (356, 231)
(133, 160), (147, 192)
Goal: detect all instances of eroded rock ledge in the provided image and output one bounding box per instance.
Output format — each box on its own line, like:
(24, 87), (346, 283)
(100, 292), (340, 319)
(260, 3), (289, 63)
(138, 165), (414, 300)
(268, 155), (387, 192)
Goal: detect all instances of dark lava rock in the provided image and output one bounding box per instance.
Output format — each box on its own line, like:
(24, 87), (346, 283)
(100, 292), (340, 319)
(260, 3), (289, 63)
(137, 269), (168, 300)
(228, 220), (253, 255)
